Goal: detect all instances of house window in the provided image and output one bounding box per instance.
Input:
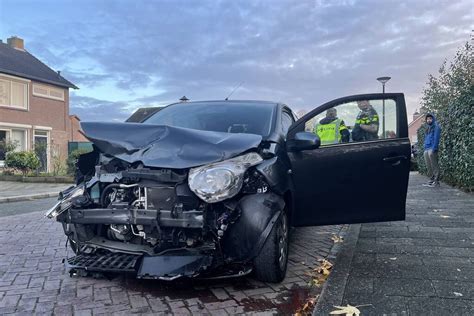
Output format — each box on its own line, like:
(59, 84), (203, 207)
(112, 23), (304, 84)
(0, 130), (7, 162)
(32, 83), (65, 101)
(0, 77), (28, 109)
(11, 129), (27, 151)
(0, 128), (27, 167)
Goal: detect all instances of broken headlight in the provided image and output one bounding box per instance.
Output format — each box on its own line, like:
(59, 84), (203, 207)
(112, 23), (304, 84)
(188, 152), (263, 203)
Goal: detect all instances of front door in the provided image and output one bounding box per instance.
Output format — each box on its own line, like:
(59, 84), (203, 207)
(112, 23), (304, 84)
(287, 93), (410, 226)
(34, 130), (49, 172)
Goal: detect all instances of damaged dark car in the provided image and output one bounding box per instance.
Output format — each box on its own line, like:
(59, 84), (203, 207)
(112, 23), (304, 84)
(46, 93), (410, 283)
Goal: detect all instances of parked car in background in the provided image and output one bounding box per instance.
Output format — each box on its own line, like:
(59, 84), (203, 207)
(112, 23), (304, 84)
(46, 93), (410, 282)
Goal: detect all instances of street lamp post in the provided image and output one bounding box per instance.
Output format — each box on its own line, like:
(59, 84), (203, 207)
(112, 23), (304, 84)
(377, 76), (391, 138)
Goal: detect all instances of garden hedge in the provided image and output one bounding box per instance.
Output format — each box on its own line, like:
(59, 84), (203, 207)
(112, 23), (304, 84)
(415, 41), (473, 191)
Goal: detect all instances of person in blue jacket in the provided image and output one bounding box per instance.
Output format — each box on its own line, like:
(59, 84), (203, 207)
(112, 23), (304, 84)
(422, 113), (441, 187)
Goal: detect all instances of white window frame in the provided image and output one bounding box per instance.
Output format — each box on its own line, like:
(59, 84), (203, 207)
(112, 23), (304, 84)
(32, 83), (65, 101)
(0, 127), (29, 167)
(0, 74), (30, 110)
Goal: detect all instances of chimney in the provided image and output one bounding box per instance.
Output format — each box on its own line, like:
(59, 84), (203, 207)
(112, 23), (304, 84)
(413, 109), (421, 122)
(7, 36), (24, 50)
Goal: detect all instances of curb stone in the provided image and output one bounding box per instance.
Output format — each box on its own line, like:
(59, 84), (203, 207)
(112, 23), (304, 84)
(0, 192), (59, 203)
(313, 224), (361, 316)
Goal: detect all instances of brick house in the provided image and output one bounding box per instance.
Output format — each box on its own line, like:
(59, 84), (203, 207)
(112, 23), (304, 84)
(69, 115), (89, 142)
(408, 110), (424, 144)
(0, 36), (78, 171)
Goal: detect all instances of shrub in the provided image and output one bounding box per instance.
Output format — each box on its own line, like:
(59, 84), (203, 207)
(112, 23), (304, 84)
(0, 140), (17, 154)
(5, 151), (41, 176)
(67, 148), (93, 175)
(416, 41), (473, 191)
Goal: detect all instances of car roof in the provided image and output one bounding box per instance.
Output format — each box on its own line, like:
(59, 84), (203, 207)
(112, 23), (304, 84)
(166, 99), (281, 107)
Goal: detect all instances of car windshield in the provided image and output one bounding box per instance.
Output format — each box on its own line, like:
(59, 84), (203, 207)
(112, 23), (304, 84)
(144, 101), (275, 136)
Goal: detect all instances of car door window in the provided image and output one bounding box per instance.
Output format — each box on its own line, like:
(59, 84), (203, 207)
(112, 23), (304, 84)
(304, 99), (398, 146)
(281, 111), (294, 135)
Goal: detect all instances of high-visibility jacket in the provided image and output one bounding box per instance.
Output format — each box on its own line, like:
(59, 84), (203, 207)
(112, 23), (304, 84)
(313, 118), (347, 145)
(353, 108), (379, 141)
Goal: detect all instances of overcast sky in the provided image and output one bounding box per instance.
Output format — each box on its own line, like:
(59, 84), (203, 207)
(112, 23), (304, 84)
(0, 0), (472, 122)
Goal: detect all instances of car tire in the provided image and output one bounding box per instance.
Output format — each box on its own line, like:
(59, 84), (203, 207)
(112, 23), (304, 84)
(253, 211), (289, 283)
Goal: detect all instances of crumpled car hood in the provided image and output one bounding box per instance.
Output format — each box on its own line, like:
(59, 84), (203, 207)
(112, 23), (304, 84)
(81, 122), (263, 169)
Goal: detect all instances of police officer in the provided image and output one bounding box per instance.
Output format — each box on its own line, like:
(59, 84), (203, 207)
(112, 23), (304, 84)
(352, 100), (379, 141)
(313, 108), (350, 145)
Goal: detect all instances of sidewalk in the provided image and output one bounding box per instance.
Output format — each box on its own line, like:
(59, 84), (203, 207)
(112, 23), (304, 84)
(314, 173), (474, 315)
(0, 181), (69, 203)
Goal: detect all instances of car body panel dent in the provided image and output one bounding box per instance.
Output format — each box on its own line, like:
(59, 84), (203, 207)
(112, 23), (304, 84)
(81, 121), (263, 169)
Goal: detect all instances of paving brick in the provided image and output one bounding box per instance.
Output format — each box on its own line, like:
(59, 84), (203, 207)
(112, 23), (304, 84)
(93, 287), (111, 302)
(188, 303), (206, 313)
(53, 304), (73, 315)
(76, 285), (93, 298)
(0, 294), (20, 308)
(12, 275), (30, 285)
(203, 299), (237, 310)
(28, 277), (45, 289)
(129, 295), (149, 309)
(148, 297), (169, 312)
(209, 308), (229, 315)
(210, 288), (230, 300)
(74, 309), (92, 316)
(168, 300), (185, 309)
(16, 297), (37, 312)
(243, 287), (275, 297)
(110, 290), (129, 305)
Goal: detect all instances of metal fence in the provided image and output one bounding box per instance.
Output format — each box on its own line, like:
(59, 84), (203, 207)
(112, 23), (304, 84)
(68, 142), (93, 156)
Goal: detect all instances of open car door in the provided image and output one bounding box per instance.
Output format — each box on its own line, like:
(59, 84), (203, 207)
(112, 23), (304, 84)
(287, 93), (410, 226)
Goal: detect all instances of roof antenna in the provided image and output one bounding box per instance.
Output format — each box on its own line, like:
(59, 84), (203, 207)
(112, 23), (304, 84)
(225, 81), (244, 100)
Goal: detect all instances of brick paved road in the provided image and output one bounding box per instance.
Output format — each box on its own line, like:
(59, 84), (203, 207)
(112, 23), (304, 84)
(0, 198), (345, 315)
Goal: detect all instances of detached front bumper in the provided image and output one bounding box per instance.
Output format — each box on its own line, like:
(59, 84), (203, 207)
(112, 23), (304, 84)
(66, 252), (213, 280)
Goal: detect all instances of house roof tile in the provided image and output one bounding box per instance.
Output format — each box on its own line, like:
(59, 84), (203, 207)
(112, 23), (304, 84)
(0, 42), (77, 89)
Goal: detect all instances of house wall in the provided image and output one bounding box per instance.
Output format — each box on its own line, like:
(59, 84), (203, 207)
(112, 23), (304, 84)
(408, 116), (424, 144)
(69, 116), (89, 142)
(0, 74), (70, 171)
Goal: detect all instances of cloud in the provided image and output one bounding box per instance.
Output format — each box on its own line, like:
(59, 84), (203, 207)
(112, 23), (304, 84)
(70, 95), (132, 122)
(1, 0), (472, 121)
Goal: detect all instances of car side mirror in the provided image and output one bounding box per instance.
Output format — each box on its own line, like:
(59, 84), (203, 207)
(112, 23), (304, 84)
(287, 132), (321, 152)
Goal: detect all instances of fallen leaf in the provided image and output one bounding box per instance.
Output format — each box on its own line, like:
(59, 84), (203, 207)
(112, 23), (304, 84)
(453, 292), (463, 297)
(294, 295), (319, 315)
(307, 259), (334, 288)
(331, 234), (344, 243)
(319, 259), (333, 269)
(330, 304), (361, 316)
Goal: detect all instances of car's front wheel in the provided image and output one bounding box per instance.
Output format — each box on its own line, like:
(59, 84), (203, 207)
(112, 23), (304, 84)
(253, 211), (289, 283)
